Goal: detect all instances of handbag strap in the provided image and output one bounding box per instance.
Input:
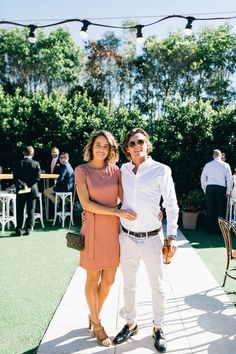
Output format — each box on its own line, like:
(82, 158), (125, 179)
(68, 185), (77, 231)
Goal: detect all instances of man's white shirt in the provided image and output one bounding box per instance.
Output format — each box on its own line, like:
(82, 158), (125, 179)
(121, 156), (179, 236)
(200, 157), (232, 194)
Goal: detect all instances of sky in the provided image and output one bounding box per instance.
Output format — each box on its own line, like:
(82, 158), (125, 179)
(1, 0), (236, 45)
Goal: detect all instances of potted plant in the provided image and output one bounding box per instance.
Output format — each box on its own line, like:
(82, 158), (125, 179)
(178, 189), (204, 229)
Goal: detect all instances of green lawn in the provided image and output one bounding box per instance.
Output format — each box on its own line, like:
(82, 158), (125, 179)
(1, 214), (235, 354)
(180, 213), (236, 306)
(0, 221), (79, 354)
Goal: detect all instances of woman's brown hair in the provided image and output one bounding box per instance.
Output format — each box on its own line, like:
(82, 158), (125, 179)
(83, 130), (119, 164)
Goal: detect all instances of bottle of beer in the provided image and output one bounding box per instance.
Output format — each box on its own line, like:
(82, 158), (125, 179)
(162, 239), (171, 264)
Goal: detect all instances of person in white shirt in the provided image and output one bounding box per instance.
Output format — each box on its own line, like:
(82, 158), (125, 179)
(113, 128), (179, 353)
(200, 149), (232, 233)
(231, 169), (236, 199)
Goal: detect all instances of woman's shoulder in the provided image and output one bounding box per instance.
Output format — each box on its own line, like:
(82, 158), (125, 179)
(75, 164), (88, 175)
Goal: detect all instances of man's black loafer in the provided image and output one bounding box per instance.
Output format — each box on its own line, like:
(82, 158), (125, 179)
(11, 230), (21, 236)
(113, 324), (138, 345)
(23, 228), (32, 236)
(153, 329), (166, 353)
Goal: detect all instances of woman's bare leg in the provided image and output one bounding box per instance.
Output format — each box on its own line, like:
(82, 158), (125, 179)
(98, 267), (117, 315)
(85, 270), (100, 324)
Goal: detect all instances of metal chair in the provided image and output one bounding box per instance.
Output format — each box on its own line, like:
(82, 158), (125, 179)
(218, 217), (236, 286)
(0, 192), (17, 234)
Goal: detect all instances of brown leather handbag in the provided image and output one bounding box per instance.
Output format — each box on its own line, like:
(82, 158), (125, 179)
(66, 232), (85, 251)
(66, 186), (85, 251)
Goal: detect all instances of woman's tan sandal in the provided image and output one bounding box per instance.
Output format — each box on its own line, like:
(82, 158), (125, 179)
(88, 314), (93, 330)
(93, 323), (111, 347)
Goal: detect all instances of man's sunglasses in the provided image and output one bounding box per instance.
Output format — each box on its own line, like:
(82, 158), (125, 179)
(127, 139), (145, 148)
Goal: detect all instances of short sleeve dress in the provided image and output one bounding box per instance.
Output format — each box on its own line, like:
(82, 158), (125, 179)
(75, 163), (120, 270)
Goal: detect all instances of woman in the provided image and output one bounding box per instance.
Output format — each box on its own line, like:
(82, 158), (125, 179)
(75, 130), (136, 347)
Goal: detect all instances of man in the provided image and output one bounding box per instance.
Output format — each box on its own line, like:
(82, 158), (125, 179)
(201, 149), (232, 233)
(13, 146), (41, 236)
(44, 152), (74, 204)
(49, 147), (62, 175)
(113, 128), (179, 353)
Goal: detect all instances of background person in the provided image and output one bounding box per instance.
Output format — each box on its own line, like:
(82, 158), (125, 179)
(201, 149), (232, 233)
(13, 146), (41, 236)
(49, 147), (62, 175)
(44, 152), (74, 204)
(75, 130), (136, 347)
(231, 168), (236, 199)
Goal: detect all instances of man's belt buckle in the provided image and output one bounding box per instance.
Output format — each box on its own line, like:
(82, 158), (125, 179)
(133, 231), (147, 238)
(122, 226), (160, 238)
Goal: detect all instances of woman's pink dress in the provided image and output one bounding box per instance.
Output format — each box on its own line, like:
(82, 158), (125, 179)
(75, 164), (120, 270)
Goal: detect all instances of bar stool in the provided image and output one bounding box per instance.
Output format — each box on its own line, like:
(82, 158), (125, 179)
(0, 192), (16, 234)
(229, 198), (236, 225)
(53, 192), (73, 227)
(23, 193), (45, 229)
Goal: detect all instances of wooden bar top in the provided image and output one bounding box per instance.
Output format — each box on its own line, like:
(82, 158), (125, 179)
(0, 173), (59, 180)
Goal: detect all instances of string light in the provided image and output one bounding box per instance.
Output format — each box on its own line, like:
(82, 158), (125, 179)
(80, 19), (91, 39)
(0, 14), (236, 44)
(184, 16), (195, 35)
(28, 24), (37, 43)
(136, 24), (144, 43)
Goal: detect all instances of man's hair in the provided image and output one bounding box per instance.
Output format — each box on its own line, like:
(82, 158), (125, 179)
(213, 149), (222, 158)
(23, 146), (34, 156)
(122, 128), (153, 160)
(83, 130), (119, 164)
(51, 147), (59, 154)
(60, 152), (69, 159)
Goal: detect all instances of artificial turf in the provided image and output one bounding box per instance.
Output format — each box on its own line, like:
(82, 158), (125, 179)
(1, 214), (235, 354)
(0, 222), (79, 354)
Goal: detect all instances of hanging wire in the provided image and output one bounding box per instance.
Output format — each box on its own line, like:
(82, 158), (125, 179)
(0, 13), (236, 42)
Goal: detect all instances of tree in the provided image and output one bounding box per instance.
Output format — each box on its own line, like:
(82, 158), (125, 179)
(151, 99), (216, 193)
(133, 25), (236, 117)
(0, 27), (83, 94)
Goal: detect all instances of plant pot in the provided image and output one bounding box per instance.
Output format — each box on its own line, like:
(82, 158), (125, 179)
(182, 211), (199, 229)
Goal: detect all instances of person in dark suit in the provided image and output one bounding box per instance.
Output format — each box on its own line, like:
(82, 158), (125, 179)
(44, 152), (74, 204)
(13, 146), (41, 236)
(49, 147), (62, 175)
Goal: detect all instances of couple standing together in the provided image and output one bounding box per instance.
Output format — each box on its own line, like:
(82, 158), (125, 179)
(75, 128), (179, 353)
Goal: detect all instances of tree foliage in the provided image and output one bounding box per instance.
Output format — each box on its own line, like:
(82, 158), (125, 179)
(0, 25), (235, 194)
(0, 27), (83, 94)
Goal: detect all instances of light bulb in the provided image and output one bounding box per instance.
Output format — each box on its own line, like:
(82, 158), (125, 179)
(28, 36), (36, 43)
(184, 28), (193, 36)
(80, 30), (88, 39)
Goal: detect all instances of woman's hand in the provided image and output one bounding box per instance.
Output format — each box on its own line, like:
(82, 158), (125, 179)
(116, 209), (137, 221)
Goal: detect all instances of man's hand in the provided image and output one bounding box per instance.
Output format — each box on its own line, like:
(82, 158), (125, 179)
(166, 236), (177, 258)
(158, 210), (163, 221)
(81, 210), (86, 224)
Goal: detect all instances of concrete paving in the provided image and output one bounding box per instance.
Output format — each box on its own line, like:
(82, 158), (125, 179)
(37, 229), (236, 354)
